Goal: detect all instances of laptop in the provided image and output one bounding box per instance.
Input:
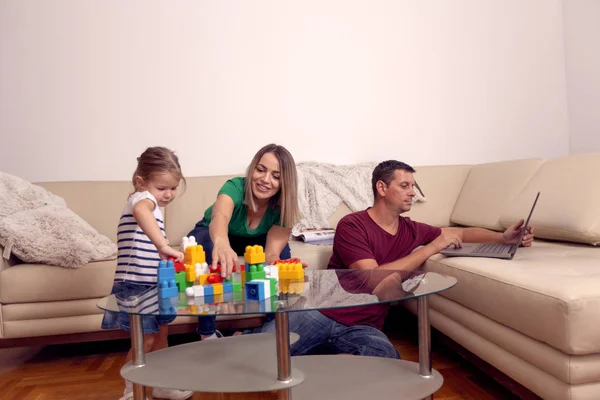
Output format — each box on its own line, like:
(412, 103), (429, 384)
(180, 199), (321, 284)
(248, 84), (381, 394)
(440, 192), (540, 260)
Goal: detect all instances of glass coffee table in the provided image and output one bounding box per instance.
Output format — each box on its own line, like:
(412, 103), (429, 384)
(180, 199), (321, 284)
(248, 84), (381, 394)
(97, 269), (456, 400)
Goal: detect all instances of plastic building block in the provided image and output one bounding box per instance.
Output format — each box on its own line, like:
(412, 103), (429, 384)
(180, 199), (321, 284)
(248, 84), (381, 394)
(212, 283), (223, 295)
(245, 279), (276, 301)
(158, 260), (179, 298)
(244, 245), (266, 265)
(184, 244), (206, 265)
(279, 278), (304, 294)
(181, 236), (197, 253)
(202, 284), (214, 296)
(175, 271), (191, 292)
(186, 285), (204, 297)
(195, 262), (210, 276)
(246, 264), (266, 281)
(274, 258), (301, 265)
(263, 264), (279, 280)
(232, 282), (242, 292)
(185, 264), (197, 282)
(198, 273), (210, 285)
(207, 273), (223, 284)
(245, 280), (270, 301)
(168, 257), (186, 273)
(277, 262), (304, 280)
(159, 297), (177, 314)
(222, 282), (233, 293)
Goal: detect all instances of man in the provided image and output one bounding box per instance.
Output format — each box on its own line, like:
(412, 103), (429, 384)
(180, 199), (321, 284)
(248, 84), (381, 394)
(259, 160), (535, 358)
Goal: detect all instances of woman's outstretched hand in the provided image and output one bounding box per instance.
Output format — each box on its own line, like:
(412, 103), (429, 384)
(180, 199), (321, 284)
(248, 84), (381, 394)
(212, 240), (238, 279)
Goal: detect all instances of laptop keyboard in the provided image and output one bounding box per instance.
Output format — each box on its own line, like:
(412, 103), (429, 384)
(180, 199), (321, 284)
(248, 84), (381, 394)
(473, 243), (511, 254)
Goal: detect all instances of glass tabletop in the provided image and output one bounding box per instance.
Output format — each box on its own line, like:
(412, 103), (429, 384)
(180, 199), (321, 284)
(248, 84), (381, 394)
(97, 269), (456, 317)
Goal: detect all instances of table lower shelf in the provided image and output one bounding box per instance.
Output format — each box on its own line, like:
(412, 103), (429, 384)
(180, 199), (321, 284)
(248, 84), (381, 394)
(292, 355), (443, 400)
(121, 333), (442, 399)
(122, 333), (304, 393)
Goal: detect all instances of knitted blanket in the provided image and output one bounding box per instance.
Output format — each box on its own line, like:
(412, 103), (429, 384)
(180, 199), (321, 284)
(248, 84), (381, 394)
(0, 172), (117, 268)
(293, 162), (426, 234)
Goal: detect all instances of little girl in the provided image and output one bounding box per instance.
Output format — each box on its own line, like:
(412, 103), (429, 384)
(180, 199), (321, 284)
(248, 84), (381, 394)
(102, 147), (192, 400)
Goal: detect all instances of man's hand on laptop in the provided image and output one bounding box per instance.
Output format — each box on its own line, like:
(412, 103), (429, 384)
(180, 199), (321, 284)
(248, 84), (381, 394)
(502, 219), (535, 247)
(432, 231), (463, 252)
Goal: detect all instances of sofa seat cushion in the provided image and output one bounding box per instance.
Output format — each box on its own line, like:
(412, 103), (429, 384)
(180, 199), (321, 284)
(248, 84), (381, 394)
(0, 259), (116, 304)
(288, 241), (333, 270)
(424, 240), (600, 355)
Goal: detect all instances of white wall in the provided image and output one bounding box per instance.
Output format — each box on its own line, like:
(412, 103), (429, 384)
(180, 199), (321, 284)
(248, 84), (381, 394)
(563, 0), (600, 154)
(0, 0), (569, 182)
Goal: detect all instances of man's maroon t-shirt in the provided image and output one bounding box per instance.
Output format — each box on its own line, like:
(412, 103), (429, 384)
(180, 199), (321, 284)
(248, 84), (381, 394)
(320, 209), (442, 330)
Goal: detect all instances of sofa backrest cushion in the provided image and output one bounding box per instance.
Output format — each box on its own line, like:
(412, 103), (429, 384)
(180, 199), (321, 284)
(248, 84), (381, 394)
(35, 181), (132, 243)
(499, 152), (600, 245)
(165, 174), (238, 247)
(404, 165), (472, 227)
(450, 158), (545, 231)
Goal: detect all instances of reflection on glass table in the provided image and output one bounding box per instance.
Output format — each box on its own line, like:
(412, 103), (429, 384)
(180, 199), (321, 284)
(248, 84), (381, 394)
(97, 269), (457, 400)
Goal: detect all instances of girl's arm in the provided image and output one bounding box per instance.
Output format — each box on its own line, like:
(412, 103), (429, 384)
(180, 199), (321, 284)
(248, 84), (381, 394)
(132, 199), (183, 262)
(265, 225), (292, 264)
(209, 194), (238, 277)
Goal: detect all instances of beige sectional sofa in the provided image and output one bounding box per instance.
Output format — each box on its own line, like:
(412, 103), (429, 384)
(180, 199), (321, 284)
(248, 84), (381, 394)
(1, 152), (600, 399)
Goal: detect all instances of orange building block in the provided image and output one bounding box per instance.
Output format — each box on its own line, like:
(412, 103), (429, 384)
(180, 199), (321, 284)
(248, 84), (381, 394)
(244, 245), (266, 265)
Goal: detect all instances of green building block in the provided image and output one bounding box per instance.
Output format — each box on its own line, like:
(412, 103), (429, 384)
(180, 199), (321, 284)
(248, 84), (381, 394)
(246, 264), (266, 281)
(175, 271), (192, 292)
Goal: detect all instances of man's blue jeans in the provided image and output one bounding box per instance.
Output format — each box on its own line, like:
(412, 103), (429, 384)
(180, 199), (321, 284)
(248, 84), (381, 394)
(256, 309), (400, 358)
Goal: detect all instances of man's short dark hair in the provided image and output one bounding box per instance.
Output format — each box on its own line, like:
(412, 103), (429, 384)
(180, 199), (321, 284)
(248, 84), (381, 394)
(372, 160), (416, 198)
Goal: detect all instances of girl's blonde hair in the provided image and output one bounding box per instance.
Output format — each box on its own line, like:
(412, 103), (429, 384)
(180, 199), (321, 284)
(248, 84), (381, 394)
(244, 144), (300, 228)
(132, 146), (186, 193)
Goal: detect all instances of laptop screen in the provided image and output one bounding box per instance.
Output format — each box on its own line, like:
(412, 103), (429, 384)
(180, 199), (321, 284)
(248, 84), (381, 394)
(514, 192), (540, 247)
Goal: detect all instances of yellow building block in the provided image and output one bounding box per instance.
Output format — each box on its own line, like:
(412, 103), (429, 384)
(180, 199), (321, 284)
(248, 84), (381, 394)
(198, 274), (210, 285)
(212, 283), (223, 295)
(244, 245), (266, 265)
(184, 244), (206, 265)
(280, 279), (304, 294)
(277, 263), (304, 280)
(185, 264), (197, 282)
(213, 293), (224, 304)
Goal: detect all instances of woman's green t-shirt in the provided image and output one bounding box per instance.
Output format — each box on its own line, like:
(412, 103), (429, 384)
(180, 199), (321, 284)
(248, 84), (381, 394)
(202, 177), (282, 237)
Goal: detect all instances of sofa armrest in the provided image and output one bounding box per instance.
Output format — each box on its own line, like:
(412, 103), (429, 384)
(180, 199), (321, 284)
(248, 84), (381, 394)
(0, 245), (21, 272)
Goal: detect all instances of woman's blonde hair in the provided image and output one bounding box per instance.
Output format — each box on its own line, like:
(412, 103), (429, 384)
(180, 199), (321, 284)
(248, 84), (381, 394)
(132, 146), (186, 194)
(244, 144), (300, 228)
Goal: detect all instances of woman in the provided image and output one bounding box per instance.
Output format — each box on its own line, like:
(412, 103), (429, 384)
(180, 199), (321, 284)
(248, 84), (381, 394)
(188, 143), (301, 339)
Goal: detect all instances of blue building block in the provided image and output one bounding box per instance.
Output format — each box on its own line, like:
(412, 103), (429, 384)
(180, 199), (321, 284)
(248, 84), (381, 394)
(202, 284), (214, 296)
(201, 294), (215, 305)
(159, 297), (177, 314)
(245, 281), (267, 301)
(222, 282), (233, 293)
(158, 260), (178, 299)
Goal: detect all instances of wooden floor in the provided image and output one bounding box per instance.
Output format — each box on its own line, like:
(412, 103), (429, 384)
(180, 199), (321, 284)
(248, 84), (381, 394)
(0, 314), (525, 400)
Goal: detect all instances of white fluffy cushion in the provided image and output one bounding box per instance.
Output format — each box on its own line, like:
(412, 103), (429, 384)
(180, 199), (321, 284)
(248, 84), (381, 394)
(0, 172), (117, 268)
